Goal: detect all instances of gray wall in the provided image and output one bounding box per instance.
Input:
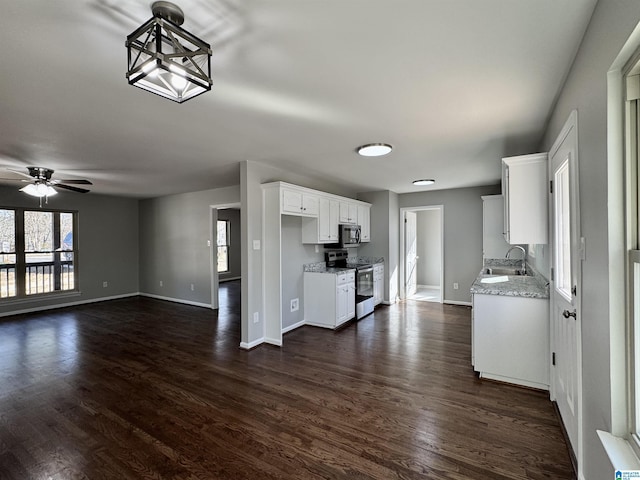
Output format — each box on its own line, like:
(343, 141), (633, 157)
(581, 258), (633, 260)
(281, 215), (324, 330)
(399, 185), (501, 304)
(416, 209), (442, 286)
(357, 190), (399, 303)
(536, 1), (640, 477)
(0, 185), (139, 316)
(241, 160), (358, 345)
(139, 185), (240, 306)
(217, 208), (241, 281)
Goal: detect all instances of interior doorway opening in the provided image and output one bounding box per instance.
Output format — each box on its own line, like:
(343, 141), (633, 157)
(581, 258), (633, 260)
(210, 203), (241, 310)
(400, 206), (444, 303)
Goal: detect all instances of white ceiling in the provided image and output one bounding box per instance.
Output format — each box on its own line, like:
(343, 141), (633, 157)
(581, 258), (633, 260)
(0, 0), (597, 198)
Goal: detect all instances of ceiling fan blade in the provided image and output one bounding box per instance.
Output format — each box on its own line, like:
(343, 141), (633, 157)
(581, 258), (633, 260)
(5, 168), (33, 179)
(55, 184), (90, 194)
(51, 179), (93, 185)
(0, 177), (26, 182)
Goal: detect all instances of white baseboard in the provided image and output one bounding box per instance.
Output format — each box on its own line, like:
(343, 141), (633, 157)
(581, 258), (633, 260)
(0, 292), (139, 318)
(264, 337), (282, 347)
(418, 284), (441, 289)
(282, 319), (305, 334)
(139, 292), (212, 309)
(444, 300), (472, 307)
(239, 337), (264, 350)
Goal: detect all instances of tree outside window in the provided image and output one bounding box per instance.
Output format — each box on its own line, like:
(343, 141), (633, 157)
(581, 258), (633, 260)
(217, 220), (230, 273)
(0, 208), (77, 299)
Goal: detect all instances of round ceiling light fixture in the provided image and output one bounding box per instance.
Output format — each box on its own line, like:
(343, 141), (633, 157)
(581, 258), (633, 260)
(356, 143), (393, 157)
(412, 179), (435, 186)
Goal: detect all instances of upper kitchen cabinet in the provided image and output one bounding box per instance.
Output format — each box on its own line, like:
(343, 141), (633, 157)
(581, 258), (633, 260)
(339, 202), (358, 224)
(315, 196), (339, 243)
(281, 187), (319, 217)
(502, 153), (548, 244)
(358, 205), (370, 242)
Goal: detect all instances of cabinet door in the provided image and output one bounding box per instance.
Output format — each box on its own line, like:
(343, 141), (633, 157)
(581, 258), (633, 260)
(303, 194), (319, 216)
(282, 188), (303, 214)
(339, 202), (357, 224)
(337, 285), (348, 324)
(346, 283), (356, 319)
(502, 154), (548, 244)
(328, 200), (339, 241)
(358, 205), (370, 242)
(318, 197), (331, 241)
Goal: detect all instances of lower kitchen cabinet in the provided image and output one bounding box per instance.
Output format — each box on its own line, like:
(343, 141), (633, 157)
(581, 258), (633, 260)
(472, 293), (549, 390)
(304, 271), (355, 328)
(373, 263), (384, 306)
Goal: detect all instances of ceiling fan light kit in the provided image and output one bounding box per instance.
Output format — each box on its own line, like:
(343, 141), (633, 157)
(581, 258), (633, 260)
(126, 1), (213, 103)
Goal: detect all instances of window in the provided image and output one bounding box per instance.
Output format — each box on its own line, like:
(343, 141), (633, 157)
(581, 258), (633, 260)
(627, 64), (640, 449)
(0, 208), (77, 299)
(217, 219), (229, 273)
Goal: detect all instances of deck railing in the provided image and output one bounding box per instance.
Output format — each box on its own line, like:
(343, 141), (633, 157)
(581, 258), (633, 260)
(0, 261), (75, 298)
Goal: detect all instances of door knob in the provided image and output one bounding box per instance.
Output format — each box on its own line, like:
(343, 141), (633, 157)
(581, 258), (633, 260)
(562, 309), (577, 319)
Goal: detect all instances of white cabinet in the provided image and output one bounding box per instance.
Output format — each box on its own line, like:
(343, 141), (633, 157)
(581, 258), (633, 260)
(282, 188), (319, 217)
(302, 196), (339, 244)
(502, 153), (548, 244)
(472, 293), (549, 390)
(304, 270), (356, 328)
(482, 195), (512, 259)
(319, 197), (339, 242)
(358, 205), (370, 242)
(339, 202), (358, 224)
(373, 263), (384, 306)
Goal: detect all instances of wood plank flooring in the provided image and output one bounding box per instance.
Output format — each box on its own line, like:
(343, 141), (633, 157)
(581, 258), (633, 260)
(0, 282), (573, 479)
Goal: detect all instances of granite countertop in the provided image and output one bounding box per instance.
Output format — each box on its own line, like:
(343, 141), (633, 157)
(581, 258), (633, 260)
(303, 262), (356, 274)
(470, 259), (550, 299)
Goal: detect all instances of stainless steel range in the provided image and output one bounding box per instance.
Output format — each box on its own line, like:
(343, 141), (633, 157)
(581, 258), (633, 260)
(325, 250), (375, 320)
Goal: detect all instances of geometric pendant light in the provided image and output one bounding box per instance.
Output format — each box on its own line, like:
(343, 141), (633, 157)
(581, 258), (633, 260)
(126, 1), (212, 103)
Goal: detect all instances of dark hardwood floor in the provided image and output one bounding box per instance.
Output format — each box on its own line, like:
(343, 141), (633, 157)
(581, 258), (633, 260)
(0, 283), (572, 479)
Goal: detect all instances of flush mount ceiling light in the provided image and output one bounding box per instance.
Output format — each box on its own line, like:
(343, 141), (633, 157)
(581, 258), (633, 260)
(126, 1), (213, 103)
(412, 179), (435, 186)
(357, 143), (393, 157)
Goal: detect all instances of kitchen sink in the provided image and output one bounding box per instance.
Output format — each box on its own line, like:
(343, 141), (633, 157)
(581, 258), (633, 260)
(483, 267), (530, 276)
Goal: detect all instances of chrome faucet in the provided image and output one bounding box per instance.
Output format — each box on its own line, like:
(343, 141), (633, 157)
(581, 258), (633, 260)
(505, 245), (526, 274)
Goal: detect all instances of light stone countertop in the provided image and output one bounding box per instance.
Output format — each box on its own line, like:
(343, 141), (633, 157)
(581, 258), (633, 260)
(470, 259), (549, 299)
(303, 262), (355, 274)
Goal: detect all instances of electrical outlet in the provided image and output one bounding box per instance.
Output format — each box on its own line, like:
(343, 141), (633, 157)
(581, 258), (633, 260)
(453, 282), (459, 290)
(315, 245), (319, 253)
(102, 281), (108, 288)
(253, 312), (259, 324)
(159, 280), (163, 287)
(190, 284), (194, 291)
(290, 298), (299, 312)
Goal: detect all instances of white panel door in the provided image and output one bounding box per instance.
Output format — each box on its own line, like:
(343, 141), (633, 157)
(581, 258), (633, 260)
(405, 211), (418, 297)
(550, 112), (581, 460)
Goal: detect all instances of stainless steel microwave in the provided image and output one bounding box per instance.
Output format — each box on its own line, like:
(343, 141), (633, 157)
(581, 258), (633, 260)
(338, 224), (361, 247)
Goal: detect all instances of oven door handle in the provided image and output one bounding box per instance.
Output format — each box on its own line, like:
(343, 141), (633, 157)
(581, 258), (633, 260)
(358, 266), (373, 275)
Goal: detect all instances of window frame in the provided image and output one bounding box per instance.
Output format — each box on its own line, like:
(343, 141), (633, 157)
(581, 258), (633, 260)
(216, 219), (230, 274)
(0, 206), (79, 302)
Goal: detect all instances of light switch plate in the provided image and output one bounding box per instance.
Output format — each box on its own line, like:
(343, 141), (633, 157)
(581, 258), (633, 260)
(253, 240), (261, 250)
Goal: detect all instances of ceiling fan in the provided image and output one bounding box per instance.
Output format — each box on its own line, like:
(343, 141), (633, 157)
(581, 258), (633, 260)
(1, 166), (92, 206)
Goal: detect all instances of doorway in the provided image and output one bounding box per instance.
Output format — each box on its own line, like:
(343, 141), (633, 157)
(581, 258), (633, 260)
(400, 206), (444, 303)
(549, 110), (582, 467)
(210, 203), (241, 310)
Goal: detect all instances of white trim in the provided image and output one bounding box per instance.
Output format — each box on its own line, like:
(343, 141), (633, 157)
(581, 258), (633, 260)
(239, 337), (264, 350)
(282, 319), (305, 334)
(139, 292), (212, 309)
(598, 430), (640, 470)
(264, 337), (282, 347)
(417, 284), (441, 290)
(444, 300), (472, 307)
(479, 371), (549, 391)
(399, 205), (445, 303)
(0, 292), (139, 318)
